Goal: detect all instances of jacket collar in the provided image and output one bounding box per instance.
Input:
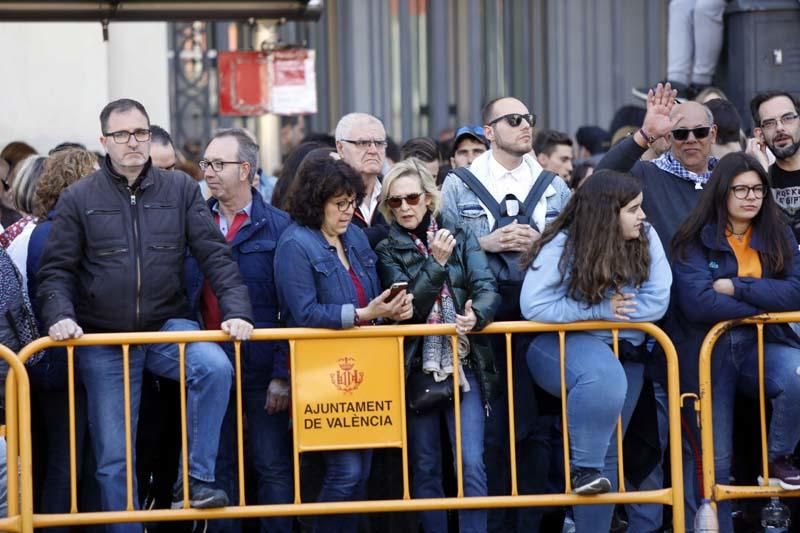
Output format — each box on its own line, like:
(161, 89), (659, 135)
(102, 155), (155, 191)
(386, 212), (459, 249)
(700, 222), (769, 252)
(208, 188), (268, 246)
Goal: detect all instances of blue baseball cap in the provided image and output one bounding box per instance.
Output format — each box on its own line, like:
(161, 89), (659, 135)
(453, 125), (489, 151)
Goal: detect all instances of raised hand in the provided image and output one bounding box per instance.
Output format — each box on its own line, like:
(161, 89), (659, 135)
(641, 82), (683, 141)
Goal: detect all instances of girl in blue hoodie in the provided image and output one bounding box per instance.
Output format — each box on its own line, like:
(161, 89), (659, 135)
(520, 170), (671, 532)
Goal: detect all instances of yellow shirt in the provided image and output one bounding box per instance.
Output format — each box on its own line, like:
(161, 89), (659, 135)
(726, 226), (762, 278)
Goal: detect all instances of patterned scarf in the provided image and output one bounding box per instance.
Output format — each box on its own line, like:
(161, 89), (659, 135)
(652, 151), (718, 188)
(408, 216), (470, 391)
(0, 215), (36, 249)
(0, 247), (43, 365)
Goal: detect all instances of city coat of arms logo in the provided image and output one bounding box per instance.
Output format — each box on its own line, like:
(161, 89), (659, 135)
(330, 356), (364, 394)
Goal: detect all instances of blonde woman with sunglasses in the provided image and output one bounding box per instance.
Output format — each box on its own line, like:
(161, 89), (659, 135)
(375, 158), (500, 533)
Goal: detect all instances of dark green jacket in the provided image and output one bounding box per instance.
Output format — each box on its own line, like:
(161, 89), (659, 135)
(375, 213), (500, 404)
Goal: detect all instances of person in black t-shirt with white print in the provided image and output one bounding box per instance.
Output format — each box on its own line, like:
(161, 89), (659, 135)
(748, 91), (800, 241)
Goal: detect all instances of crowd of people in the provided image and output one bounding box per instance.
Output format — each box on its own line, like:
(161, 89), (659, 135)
(0, 82), (798, 533)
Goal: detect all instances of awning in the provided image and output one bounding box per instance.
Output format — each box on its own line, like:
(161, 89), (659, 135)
(0, 1), (322, 21)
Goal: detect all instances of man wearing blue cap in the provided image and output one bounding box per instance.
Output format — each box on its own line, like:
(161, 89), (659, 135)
(450, 125), (489, 169)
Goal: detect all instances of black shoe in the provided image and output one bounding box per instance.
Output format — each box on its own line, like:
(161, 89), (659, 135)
(171, 478), (229, 509)
(571, 468), (611, 495)
(632, 81), (692, 103)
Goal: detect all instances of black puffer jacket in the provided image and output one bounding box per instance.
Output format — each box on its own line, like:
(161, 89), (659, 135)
(37, 157), (252, 333)
(375, 213), (500, 403)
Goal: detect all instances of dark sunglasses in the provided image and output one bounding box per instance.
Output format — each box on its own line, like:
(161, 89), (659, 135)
(386, 192), (424, 209)
(487, 113), (536, 128)
(671, 126), (711, 141)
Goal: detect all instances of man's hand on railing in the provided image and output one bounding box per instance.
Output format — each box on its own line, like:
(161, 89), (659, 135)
(48, 318), (84, 341)
(221, 318), (254, 341)
(265, 378), (290, 414)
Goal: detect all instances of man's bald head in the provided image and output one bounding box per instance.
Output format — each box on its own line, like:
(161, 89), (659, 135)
(670, 101), (714, 127)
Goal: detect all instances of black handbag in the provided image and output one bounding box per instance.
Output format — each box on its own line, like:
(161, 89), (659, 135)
(406, 368), (453, 414)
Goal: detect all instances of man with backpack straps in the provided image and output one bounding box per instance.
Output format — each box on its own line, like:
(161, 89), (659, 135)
(440, 96), (571, 533)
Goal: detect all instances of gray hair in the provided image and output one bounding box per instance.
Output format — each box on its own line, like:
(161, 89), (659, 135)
(11, 155), (48, 215)
(335, 113), (385, 141)
(207, 128), (259, 183)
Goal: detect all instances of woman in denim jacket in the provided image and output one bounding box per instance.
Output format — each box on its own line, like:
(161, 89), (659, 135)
(668, 152), (800, 533)
(274, 151), (412, 532)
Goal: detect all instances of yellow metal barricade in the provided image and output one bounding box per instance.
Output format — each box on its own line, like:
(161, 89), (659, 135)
(0, 343), (34, 533)
(12, 321), (684, 531)
(699, 311), (800, 505)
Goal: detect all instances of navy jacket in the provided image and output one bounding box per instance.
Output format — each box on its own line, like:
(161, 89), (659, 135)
(185, 190), (291, 389)
(664, 223), (800, 393)
(275, 222), (380, 329)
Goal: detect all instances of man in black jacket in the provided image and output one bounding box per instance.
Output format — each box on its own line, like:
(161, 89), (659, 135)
(37, 98), (253, 525)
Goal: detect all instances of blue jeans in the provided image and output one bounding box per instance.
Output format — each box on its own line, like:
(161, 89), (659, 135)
(313, 449), (372, 532)
(409, 370), (487, 533)
(77, 318), (232, 532)
(527, 333), (644, 533)
(211, 387), (293, 533)
(682, 328), (800, 533)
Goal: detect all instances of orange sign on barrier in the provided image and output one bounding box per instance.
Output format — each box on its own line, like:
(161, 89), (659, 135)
(293, 337), (403, 451)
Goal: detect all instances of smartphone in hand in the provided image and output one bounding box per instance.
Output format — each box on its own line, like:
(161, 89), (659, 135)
(385, 282), (409, 302)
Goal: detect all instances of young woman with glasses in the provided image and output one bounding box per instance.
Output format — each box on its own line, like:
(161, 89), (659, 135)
(668, 151), (800, 532)
(374, 158), (499, 533)
(519, 169), (671, 532)
(274, 150), (412, 533)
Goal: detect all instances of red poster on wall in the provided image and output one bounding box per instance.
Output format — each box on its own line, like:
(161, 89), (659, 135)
(218, 48), (317, 116)
(218, 51), (269, 116)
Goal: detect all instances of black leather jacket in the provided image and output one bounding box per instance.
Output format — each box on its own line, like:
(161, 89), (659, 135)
(37, 157), (252, 333)
(375, 213), (500, 403)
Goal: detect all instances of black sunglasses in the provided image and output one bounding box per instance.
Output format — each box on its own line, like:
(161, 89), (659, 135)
(386, 192), (424, 209)
(671, 126), (711, 141)
(487, 113), (536, 128)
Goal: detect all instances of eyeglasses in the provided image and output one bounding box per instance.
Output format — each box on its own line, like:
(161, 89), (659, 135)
(670, 126), (711, 141)
(339, 139), (388, 150)
(103, 129), (152, 144)
(760, 113), (799, 131)
(332, 198), (357, 212)
(198, 159), (244, 172)
(730, 184), (766, 199)
(487, 113), (536, 128)
(386, 192), (424, 209)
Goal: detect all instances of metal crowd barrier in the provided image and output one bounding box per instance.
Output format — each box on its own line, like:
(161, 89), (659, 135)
(0, 343), (33, 533)
(699, 311), (800, 506)
(5, 321), (684, 532)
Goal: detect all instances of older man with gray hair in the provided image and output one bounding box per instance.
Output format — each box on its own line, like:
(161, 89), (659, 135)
(335, 112), (390, 247)
(185, 127), (294, 532)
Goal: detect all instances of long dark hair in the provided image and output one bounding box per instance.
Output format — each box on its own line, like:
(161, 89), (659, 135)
(521, 170), (650, 304)
(671, 152), (792, 274)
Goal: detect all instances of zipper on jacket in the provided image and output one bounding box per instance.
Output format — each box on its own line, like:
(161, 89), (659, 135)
(129, 187), (142, 328)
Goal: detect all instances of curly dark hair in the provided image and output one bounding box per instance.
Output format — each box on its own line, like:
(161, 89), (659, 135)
(285, 149), (365, 228)
(33, 148), (97, 218)
(521, 169), (650, 304)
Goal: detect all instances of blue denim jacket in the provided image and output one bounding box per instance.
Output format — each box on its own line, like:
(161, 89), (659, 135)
(275, 222), (380, 328)
(185, 190), (291, 389)
(439, 151), (572, 239)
